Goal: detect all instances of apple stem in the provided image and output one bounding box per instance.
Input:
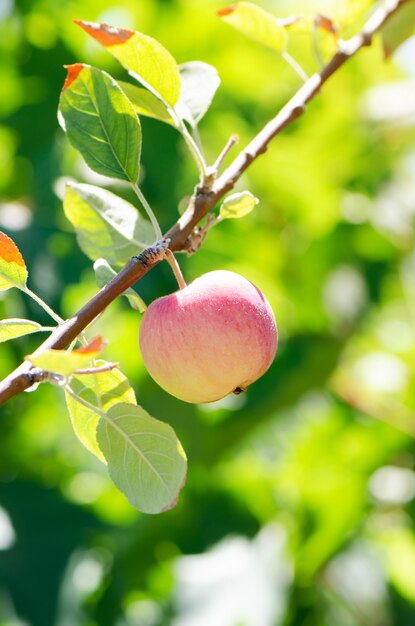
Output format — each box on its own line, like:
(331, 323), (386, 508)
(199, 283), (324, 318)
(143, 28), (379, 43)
(165, 250), (187, 290)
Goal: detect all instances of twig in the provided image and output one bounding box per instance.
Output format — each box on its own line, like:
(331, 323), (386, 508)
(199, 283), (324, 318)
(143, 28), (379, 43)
(0, 0), (408, 406)
(213, 134), (239, 172)
(185, 213), (217, 255)
(74, 362), (119, 375)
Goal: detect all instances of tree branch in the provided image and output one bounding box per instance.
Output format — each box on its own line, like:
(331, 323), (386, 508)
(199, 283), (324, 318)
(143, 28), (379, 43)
(0, 0), (408, 406)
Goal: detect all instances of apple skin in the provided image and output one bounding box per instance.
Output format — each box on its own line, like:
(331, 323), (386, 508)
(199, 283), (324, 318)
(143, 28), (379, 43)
(139, 270), (278, 404)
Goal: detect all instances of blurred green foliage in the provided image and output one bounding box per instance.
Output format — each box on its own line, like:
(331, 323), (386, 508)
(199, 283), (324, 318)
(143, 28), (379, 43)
(1, 0), (415, 625)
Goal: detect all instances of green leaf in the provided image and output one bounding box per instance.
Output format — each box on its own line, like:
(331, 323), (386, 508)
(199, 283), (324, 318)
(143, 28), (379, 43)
(97, 402), (187, 514)
(65, 363), (136, 463)
(177, 61), (220, 126)
(117, 81), (175, 126)
(0, 319), (48, 343)
(59, 64), (141, 182)
(220, 191), (259, 220)
(381, 0), (415, 58)
(94, 258), (147, 312)
(217, 2), (288, 53)
(27, 338), (105, 377)
(75, 21), (181, 107)
(64, 182), (154, 266)
(0, 231), (28, 291)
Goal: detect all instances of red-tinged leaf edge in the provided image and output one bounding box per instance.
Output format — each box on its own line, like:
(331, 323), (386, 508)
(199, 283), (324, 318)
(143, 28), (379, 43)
(315, 14), (338, 37)
(161, 471), (187, 512)
(63, 64), (85, 90)
(74, 20), (135, 47)
(76, 336), (107, 355)
(217, 6), (236, 17)
(0, 232), (26, 267)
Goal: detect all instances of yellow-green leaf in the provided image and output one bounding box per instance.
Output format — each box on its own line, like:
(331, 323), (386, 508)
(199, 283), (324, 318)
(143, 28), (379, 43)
(75, 21), (181, 107)
(218, 2), (287, 53)
(117, 81), (175, 126)
(0, 231), (28, 291)
(0, 319), (48, 343)
(97, 402), (187, 514)
(65, 363), (136, 463)
(219, 191), (259, 220)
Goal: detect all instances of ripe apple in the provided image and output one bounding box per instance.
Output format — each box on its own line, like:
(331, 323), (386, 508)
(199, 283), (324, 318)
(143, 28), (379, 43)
(139, 270), (277, 403)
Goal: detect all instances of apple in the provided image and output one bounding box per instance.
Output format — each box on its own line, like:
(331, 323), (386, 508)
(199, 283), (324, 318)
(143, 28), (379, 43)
(139, 270), (277, 403)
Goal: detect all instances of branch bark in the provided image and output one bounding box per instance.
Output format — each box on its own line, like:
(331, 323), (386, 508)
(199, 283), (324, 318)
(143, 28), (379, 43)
(0, 0), (408, 406)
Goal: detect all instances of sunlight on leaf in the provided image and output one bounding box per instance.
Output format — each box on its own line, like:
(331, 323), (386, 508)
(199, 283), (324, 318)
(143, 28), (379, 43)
(117, 81), (175, 126)
(0, 231), (28, 291)
(65, 363), (137, 463)
(59, 64), (141, 182)
(97, 402), (187, 514)
(217, 2), (287, 53)
(177, 61), (220, 127)
(75, 21), (181, 107)
(220, 191), (259, 220)
(0, 319), (49, 343)
(64, 182), (154, 266)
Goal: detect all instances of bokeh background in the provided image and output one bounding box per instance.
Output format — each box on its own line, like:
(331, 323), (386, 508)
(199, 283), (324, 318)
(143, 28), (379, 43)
(1, 0), (415, 624)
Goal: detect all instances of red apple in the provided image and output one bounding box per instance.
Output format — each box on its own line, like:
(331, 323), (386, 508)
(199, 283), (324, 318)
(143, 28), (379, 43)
(139, 270), (277, 403)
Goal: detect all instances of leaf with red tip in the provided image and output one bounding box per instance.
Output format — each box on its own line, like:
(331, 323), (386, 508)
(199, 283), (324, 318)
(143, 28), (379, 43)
(74, 20), (181, 107)
(96, 402), (187, 514)
(62, 63), (84, 90)
(26, 337), (105, 377)
(217, 1), (287, 53)
(217, 5), (236, 17)
(0, 231), (28, 291)
(74, 20), (134, 46)
(59, 65), (141, 182)
(77, 336), (107, 354)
